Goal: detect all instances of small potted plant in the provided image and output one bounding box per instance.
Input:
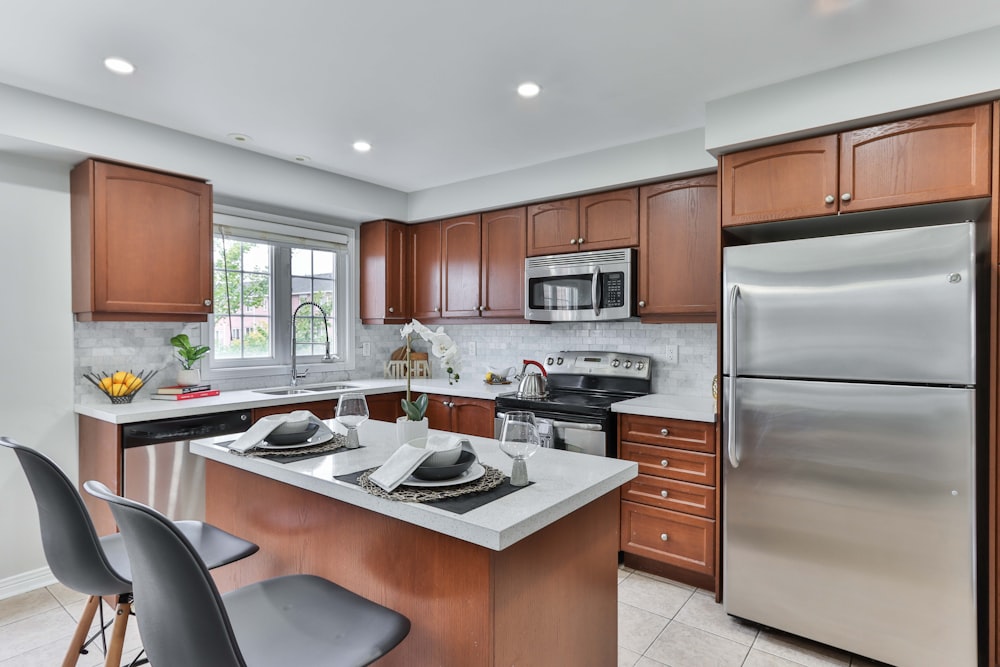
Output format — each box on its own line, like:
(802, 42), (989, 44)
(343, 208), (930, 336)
(170, 334), (210, 386)
(396, 319), (461, 445)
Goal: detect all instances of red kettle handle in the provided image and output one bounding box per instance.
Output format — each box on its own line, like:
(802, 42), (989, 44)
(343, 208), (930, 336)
(523, 359), (547, 376)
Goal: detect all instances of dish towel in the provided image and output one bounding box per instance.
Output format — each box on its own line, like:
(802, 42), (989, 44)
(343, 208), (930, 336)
(368, 444), (435, 492)
(227, 410), (334, 453)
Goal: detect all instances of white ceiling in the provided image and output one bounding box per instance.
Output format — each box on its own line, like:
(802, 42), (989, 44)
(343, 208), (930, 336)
(3, 0), (1000, 194)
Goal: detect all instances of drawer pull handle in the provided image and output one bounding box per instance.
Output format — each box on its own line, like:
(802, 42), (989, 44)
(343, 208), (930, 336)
(660, 533), (669, 542)
(660, 490), (669, 498)
(660, 459), (669, 467)
(660, 428), (669, 436)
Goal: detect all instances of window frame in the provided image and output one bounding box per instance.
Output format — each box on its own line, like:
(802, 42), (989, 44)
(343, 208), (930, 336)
(201, 207), (356, 382)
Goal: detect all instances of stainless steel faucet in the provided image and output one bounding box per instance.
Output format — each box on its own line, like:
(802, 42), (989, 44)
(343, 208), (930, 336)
(291, 300), (333, 386)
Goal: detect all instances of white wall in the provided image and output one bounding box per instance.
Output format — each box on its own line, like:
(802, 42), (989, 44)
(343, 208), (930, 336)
(0, 152), (75, 590)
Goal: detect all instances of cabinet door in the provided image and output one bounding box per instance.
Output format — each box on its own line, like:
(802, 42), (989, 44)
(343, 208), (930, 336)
(441, 215), (482, 317)
(621, 501), (715, 575)
(840, 104), (991, 212)
(451, 397), (495, 438)
(480, 207), (526, 319)
(526, 198), (580, 256)
(366, 392), (404, 422)
(252, 400), (335, 421)
(74, 160), (213, 321)
(410, 221), (442, 320)
(360, 220), (409, 324)
(638, 175), (718, 322)
(720, 135), (838, 227)
(425, 394), (453, 431)
(578, 188), (639, 251)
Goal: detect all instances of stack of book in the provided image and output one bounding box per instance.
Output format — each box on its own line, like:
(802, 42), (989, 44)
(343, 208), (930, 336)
(150, 384), (221, 400)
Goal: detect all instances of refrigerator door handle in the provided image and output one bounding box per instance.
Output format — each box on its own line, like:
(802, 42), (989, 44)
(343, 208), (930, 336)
(727, 284), (741, 468)
(592, 267), (601, 317)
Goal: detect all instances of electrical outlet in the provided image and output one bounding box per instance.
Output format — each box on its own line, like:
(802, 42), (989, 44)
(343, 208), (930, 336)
(665, 344), (679, 364)
(362, 342), (371, 357)
(465, 341), (477, 357)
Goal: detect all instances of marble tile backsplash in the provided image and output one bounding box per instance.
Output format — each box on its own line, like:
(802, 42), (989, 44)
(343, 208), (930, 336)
(75, 320), (717, 403)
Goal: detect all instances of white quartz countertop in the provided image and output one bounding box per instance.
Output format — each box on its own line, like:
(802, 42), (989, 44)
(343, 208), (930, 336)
(191, 419), (637, 551)
(74, 378), (515, 424)
(610, 393), (717, 422)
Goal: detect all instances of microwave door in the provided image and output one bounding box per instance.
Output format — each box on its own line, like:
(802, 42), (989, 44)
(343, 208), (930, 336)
(592, 267), (601, 317)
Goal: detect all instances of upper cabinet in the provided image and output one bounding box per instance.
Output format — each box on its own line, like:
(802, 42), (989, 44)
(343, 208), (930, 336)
(720, 103), (992, 227)
(409, 221), (442, 320)
(360, 219), (409, 324)
(71, 159), (213, 322)
(638, 175), (718, 323)
(526, 188), (639, 256)
(480, 207), (527, 319)
(441, 214), (482, 317)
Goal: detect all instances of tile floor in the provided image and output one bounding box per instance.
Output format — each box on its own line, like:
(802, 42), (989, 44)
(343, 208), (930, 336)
(0, 568), (891, 666)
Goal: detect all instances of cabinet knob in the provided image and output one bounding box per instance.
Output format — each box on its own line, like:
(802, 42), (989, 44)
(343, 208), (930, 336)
(569, 238), (577, 245)
(204, 299), (212, 307)
(479, 306), (485, 311)
(577, 237), (584, 244)
(434, 306), (440, 312)
(660, 459), (669, 467)
(825, 195), (835, 204)
(638, 300), (646, 307)
(660, 490), (669, 498)
(841, 192), (852, 202)
(660, 428), (669, 436)
(660, 533), (669, 542)
(388, 307), (394, 313)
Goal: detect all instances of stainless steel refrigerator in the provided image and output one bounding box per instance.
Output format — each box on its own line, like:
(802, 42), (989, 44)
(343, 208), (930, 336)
(722, 222), (981, 667)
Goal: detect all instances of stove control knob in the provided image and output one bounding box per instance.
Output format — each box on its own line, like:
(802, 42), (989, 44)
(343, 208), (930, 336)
(546, 356), (554, 365)
(637, 362), (645, 371)
(624, 360), (633, 369)
(611, 359), (621, 368)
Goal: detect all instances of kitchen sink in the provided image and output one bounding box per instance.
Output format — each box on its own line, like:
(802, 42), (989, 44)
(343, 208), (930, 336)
(252, 383), (357, 396)
(300, 383), (356, 391)
(253, 388), (317, 396)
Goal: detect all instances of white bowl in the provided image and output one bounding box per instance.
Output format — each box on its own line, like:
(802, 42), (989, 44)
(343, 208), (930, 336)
(269, 411), (314, 435)
(409, 435), (463, 467)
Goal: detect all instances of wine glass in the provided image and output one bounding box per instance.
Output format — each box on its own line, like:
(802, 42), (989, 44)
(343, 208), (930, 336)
(335, 392), (369, 449)
(498, 411), (540, 487)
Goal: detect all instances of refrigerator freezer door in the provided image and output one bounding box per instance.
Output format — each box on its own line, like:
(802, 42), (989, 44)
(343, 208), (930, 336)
(723, 378), (976, 667)
(723, 222), (975, 384)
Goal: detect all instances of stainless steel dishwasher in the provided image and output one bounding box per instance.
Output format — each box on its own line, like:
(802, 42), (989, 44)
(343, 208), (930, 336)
(121, 410), (251, 521)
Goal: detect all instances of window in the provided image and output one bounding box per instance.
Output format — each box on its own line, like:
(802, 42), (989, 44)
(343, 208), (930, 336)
(204, 209), (355, 379)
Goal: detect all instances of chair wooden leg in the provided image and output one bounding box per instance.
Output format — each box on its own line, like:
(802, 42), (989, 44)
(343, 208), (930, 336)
(103, 596), (131, 667)
(62, 595), (101, 667)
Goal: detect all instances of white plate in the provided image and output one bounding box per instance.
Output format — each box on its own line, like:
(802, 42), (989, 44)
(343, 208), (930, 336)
(401, 463), (486, 488)
(256, 431), (334, 450)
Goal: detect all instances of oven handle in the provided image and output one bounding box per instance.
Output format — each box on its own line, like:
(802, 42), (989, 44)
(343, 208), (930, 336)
(551, 420), (603, 432)
(592, 266), (601, 317)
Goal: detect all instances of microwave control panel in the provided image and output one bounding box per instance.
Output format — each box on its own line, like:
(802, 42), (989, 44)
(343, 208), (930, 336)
(603, 272), (625, 307)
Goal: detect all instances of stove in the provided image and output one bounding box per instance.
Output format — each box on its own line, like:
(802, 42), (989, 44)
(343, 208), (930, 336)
(495, 351), (651, 457)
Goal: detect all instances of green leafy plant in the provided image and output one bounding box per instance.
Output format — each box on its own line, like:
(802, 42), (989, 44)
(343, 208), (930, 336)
(170, 334), (210, 370)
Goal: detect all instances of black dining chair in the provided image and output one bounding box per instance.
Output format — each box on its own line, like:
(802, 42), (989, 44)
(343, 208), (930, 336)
(0, 436), (260, 667)
(84, 479), (411, 667)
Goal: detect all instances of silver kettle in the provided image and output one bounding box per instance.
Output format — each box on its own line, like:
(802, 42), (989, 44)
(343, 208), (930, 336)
(516, 359), (549, 399)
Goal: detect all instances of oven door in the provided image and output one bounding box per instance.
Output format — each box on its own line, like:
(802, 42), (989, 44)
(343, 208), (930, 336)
(496, 408), (610, 457)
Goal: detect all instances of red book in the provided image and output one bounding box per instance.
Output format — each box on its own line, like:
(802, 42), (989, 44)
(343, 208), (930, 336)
(149, 389), (221, 401)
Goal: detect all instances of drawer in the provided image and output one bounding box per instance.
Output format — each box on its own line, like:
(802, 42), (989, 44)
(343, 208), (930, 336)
(620, 442), (716, 485)
(622, 475), (715, 519)
(620, 501), (715, 575)
(619, 414), (715, 454)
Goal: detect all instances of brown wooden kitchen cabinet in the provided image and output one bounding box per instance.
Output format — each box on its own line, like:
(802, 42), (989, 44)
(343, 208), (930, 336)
(480, 207), (526, 318)
(71, 159), (214, 321)
(638, 175), (718, 323)
(527, 189), (638, 256)
(360, 220), (409, 324)
(426, 394), (494, 438)
(367, 391), (405, 422)
(409, 221), (442, 320)
(441, 214), (482, 317)
(253, 399), (336, 421)
(721, 104), (992, 227)
(619, 413), (717, 591)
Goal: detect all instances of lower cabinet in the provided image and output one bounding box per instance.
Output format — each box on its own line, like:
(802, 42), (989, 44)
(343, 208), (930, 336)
(426, 394), (495, 438)
(252, 400), (335, 421)
(618, 413), (718, 592)
(366, 392), (405, 422)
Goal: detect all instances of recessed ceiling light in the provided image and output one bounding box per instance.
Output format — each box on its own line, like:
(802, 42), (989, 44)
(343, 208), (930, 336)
(517, 82), (541, 98)
(353, 140), (372, 153)
(293, 155), (311, 162)
(103, 57), (135, 76)
(227, 133), (252, 143)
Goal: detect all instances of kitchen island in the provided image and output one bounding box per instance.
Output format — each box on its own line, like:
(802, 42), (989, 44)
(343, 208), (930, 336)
(192, 419), (637, 666)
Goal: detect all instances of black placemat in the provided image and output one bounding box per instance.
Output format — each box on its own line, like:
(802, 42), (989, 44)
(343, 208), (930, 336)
(335, 469), (531, 514)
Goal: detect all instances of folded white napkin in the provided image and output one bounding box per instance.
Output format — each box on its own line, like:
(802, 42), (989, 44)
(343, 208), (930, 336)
(227, 410), (333, 453)
(368, 444), (435, 492)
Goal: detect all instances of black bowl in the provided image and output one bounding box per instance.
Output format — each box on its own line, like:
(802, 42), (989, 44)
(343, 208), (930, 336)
(265, 422), (320, 445)
(412, 450), (477, 481)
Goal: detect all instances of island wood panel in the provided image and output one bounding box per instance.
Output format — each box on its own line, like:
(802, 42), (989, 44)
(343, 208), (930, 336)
(78, 415), (122, 538)
(206, 461), (619, 666)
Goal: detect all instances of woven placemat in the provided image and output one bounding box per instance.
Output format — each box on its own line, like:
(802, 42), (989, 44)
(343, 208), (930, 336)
(355, 464), (506, 502)
(234, 432), (348, 459)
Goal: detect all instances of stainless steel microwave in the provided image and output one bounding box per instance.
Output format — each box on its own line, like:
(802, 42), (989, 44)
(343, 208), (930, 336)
(524, 248), (635, 322)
